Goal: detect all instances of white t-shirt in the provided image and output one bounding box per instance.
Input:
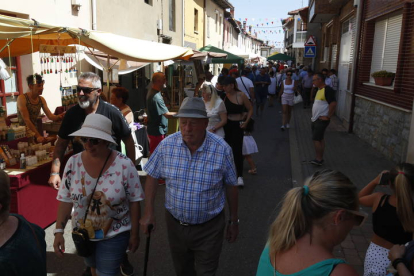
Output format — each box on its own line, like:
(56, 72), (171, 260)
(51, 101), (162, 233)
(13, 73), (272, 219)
(57, 151), (144, 241)
(236, 77), (254, 99)
(268, 77), (277, 95)
(205, 98), (227, 138)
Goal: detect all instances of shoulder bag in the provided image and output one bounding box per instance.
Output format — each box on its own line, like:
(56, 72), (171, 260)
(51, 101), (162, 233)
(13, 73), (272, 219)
(240, 77), (252, 101)
(72, 150), (112, 257)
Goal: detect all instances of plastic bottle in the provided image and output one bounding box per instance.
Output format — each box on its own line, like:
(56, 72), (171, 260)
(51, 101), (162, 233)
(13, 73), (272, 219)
(20, 153), (26, 169)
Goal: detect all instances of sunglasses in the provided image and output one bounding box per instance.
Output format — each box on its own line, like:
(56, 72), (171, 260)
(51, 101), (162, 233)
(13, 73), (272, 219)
(346, 209), (368, 227)
(77, 86), (100, 94)
(80, 137), (101, 145)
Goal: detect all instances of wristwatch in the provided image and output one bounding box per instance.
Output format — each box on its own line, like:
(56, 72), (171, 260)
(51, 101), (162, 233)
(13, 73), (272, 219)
(53, 229), (64, 235)
(228, 219), (240, 225)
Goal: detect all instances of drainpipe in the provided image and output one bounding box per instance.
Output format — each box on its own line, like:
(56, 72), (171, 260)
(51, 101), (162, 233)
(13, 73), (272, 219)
(182, 0), (185, 46)
(91, 0), (97, 30)
(348, 0), (365, 133)
(203, 0), (206, 47)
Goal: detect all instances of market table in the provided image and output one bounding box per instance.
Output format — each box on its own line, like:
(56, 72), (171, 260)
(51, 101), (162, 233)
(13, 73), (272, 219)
(5, 154), (70, 229)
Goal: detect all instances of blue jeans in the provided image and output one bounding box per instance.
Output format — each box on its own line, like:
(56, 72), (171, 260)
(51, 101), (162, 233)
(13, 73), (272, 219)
(84, 231), (130, 276)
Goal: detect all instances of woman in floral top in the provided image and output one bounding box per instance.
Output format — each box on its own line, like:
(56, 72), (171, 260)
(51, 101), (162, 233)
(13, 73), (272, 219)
(53, 114), (144, 276)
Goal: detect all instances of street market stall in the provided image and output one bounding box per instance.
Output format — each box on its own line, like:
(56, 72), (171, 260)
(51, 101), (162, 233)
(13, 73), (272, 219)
(0, 14), (194, 228)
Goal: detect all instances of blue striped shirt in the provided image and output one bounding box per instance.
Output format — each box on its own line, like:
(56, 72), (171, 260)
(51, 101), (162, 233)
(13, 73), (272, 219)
(144, 131), (238, 224)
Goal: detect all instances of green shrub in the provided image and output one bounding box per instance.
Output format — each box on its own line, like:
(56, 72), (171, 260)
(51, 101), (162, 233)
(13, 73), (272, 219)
(371, 70), (395, 78)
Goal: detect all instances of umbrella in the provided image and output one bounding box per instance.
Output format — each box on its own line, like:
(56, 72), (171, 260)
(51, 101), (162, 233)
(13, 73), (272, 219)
(199, 45), (244, 64)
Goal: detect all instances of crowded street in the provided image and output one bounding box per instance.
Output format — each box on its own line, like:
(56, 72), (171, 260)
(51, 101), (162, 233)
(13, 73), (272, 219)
(1, 0), (414, 276)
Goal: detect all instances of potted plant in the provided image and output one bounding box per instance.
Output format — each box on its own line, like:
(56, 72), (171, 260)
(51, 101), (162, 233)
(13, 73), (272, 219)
(371, 70), (395, 86)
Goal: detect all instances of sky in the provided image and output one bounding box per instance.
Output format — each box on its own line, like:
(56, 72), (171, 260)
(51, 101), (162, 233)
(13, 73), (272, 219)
(232, 0), (307, 49)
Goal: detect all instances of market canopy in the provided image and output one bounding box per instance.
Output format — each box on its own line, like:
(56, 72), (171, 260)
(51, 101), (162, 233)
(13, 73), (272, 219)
(267, 53), (295, 61)
(199, 45), (244, 64)
(0, 14), (194, 62)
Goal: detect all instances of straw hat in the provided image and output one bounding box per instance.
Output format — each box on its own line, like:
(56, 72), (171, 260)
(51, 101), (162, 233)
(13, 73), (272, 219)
(69, 114), (117, 145)
(174, 97), (208, 119)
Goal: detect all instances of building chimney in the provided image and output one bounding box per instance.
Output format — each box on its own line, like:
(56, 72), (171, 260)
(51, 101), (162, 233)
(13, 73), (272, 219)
(230, 8), (235, 17)
(243, 21), (246, 31)
(249, 25), (252, 33)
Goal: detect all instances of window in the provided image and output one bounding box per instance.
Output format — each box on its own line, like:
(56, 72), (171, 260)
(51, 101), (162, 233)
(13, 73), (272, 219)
(370, 13), (402, 83)
(194, 9), (199, 33)
(207, 16), (210, 38)
(219, 15), (222, 35)
(169, 0), (175, 31)
(216, 14), (218, 33)
(144, 0), (152, 5)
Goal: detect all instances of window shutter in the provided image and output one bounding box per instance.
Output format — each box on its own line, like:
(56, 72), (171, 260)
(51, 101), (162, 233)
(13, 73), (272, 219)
(207, 16), (210, 38)
(383, 14), (402, 73)
(370, 19), (387, 82)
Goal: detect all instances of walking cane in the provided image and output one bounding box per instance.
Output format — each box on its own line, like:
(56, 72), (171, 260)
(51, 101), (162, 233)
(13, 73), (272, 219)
(143, 224), (153, 276)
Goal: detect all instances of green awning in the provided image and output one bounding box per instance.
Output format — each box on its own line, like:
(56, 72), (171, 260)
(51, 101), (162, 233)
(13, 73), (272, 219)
(199, 45), (244, 64)
(267, 53), (295, 61)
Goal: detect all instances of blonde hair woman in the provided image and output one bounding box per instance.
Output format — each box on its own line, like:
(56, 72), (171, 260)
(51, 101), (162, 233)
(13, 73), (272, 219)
(256, 170), (365, 276)
(201, 83), (227, 138)
(359, 163), (414, 276)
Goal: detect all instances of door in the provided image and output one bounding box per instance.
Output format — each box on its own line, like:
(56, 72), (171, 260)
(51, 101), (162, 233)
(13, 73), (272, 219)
(337, 18), (354, 122)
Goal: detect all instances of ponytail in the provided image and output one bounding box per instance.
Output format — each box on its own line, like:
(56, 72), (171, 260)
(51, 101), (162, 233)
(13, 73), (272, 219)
(268, 187), (307, 256)
(268, 170), (357, 257)
(392, 163), (414, 232)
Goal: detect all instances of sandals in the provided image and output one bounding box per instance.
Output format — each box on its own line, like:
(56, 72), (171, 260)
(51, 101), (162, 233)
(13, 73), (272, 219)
(248, 168), (257, 175)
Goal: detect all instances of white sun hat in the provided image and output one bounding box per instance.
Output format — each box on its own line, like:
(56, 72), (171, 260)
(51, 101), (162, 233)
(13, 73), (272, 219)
(69, 113), (117, 145)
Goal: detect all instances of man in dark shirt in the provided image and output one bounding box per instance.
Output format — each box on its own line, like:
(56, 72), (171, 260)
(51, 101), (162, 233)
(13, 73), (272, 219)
(146, 72), (176, 154)
(255, 68), (271, 116)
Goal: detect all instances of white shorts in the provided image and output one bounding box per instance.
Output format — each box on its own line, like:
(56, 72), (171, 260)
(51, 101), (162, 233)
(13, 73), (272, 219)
(364, 242), (390, 276)
(281, 93), (294, 106)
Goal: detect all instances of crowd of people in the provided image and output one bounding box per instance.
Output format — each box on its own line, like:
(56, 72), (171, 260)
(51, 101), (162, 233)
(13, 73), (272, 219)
(0, 67), (414, 276)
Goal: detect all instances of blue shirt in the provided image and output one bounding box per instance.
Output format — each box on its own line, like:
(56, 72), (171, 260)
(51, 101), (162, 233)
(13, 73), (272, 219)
(292, 73), (300, 81)
(256, 246), (346, 276)
(144, 131), (238, 224)
(299, 70), (308, 79)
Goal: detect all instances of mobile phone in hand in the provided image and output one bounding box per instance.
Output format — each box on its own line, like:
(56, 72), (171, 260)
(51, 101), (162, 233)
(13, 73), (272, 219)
(379, 172), (390, 186)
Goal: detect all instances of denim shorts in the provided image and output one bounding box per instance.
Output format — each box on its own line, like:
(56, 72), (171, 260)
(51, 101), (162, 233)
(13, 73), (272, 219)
(84, 231), (130, 276)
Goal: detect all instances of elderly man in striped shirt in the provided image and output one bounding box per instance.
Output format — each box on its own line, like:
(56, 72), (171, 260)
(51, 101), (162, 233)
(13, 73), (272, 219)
(140, 97), (239, 276)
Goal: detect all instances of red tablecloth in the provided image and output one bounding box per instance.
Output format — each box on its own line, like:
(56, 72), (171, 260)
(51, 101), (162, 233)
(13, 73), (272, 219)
(7, 154), (70, 229)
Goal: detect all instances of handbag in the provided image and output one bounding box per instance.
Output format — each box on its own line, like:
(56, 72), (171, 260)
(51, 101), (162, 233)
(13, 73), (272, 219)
(294, 94), (303, 105)
(72, 150), (112, 257)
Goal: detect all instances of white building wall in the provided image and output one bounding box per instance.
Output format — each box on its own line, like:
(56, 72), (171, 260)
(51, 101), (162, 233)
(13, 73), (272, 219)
(204, 1), (224, 48)
(0, 1), (93, 114)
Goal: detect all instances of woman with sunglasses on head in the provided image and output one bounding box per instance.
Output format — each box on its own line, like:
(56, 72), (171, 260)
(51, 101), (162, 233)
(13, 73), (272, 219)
(257, 169), (364, 276)
(278, 70), (298, 131)
(201, 83), (227, 138)
(53, 113), (144, 276)
(359, 163), (414, 276)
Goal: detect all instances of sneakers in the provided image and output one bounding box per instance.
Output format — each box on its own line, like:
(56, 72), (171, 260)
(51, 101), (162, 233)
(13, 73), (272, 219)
(120, 255), (134, 276)
(310, 159), (324, 166)
(237, 177), (244, 186)
(280, 125), (285, 131)
(286, 124), (290, 129)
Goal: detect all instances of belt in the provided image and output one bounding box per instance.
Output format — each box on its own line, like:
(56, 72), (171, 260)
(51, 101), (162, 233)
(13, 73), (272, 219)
(170, 211), (223, 227)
